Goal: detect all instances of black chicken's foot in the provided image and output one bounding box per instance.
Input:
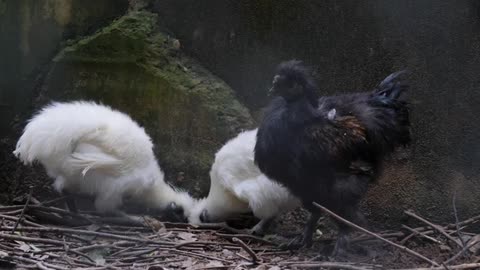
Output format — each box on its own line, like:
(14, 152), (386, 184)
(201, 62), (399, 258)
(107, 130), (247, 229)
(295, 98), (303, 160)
(280, 212), (320, 250)
(331, 233), (350, 259)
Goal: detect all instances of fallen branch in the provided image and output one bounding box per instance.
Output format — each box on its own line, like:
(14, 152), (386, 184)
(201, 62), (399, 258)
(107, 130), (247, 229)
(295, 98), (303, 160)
(36, 262), (54, 270)
(0, 232), (69, 246)
(452, 191), (465, 247)
(216, 232), (277, 246)
(166, 222), (247, 234)
(402, 225), (443, 244)
(11, 187), (33, 234)
(172, 248), (232, 264)
(0, 226), (172, 246)
(232, 237), (261, 264)
(396, 263), (480, 270)
(312, 202), (439, 267)
(286, 262), (371, 270)
(0, 214), (44, 227)
(443, 237), (480, 265)
(4, 255), (68, 270)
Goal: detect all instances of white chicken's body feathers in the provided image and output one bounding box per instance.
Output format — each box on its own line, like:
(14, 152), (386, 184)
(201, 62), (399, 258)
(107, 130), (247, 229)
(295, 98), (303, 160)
(189, 129), (300, 225)
(14, 101), (194, 214)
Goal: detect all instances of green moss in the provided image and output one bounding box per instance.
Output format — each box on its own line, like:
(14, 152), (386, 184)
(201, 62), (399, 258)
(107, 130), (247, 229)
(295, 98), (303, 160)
(46, 11), (254, 194)
(56, 11), (156, 63)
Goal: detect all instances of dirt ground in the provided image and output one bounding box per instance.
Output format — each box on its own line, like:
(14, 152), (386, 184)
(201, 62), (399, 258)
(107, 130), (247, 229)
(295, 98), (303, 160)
(1, 132), (480, 269)
(0, 193), (479, 269)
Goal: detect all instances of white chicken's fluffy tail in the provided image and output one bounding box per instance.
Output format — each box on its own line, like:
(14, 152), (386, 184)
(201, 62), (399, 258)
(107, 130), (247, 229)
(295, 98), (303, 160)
(13, 101), (153, 177)
(69, 150), (123, 177)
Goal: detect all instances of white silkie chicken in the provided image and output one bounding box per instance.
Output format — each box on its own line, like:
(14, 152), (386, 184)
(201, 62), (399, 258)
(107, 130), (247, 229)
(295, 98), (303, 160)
(188, 129), (300, 235)
(13, 101), (195, 221)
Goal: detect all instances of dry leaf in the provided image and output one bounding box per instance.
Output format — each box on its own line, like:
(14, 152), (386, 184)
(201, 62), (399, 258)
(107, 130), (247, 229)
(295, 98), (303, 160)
(180, 258), (195, 269)
(205, 261), (223, 267)
(17, 243), (30, 252)
(177, 232), (197, 242)
(144, 216), (166, 232)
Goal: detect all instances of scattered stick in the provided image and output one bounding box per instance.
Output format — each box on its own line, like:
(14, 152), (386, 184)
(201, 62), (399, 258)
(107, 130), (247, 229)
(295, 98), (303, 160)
(232, 237), (261, 264)
(4, 255), (68, 270)
(36, 262), (54, 270)
(11, 187), (33, 234)
(0, 232), (69, 246)
(0, 214), (44, 227)
(286, 262), (371, 270)
(163, 222), (247, 234)
(402, 225), (443, 244)
(312, 202), (439, 267)
(175, 241), (237, 249)
(405, 210), (463, 248)
(216, 232), (277, 246)
(0, 226), (173, 246)
(396, 263), (480, 270)
(443, 237), (480, 265)
(172, 249), (232, 264)
(452, 191), (466, 247)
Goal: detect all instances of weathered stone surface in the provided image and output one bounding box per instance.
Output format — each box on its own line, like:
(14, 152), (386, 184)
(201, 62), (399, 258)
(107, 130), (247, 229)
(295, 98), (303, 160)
(153, 0), (480, 225)
(39, 11), (254, 194)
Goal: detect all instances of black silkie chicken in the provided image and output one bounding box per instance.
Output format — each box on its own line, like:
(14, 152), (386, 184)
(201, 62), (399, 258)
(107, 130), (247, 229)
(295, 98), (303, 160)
(254, 60), (410, 256)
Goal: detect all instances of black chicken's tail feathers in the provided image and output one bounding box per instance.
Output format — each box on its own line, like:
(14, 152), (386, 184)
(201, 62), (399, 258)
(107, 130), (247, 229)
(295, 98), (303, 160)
(374, 70), (409, 100)
(363, 70), (411, 157)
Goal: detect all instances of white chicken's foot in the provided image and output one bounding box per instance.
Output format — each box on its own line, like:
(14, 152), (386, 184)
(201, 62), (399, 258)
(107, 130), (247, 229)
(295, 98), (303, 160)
(99, 210), (145, 226)
(248, 217), (275, 235)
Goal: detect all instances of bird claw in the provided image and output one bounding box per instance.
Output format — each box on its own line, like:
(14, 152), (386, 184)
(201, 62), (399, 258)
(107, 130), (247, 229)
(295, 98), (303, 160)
(279, 234), (312, 250)
(331, 235), (350, 259)
(247, 218), (274, 236)
(163, 202), (186, 222)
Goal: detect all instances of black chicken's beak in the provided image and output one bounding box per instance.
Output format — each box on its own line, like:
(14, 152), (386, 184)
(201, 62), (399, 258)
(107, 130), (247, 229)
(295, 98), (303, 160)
(269, 75), (280, 96)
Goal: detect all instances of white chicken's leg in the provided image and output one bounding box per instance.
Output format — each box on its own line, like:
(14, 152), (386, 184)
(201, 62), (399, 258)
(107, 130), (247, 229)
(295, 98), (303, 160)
(62, 191), (78, 213)
(249, 217), (275, 235)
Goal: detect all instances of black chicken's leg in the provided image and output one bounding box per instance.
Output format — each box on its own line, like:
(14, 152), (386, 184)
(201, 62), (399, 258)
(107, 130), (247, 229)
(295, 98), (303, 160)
(281, 211), (320, 249)
(331, 207), (369, 258)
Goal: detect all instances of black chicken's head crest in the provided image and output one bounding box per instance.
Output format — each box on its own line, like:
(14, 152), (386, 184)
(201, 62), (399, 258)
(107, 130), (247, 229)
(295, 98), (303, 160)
(269, 60), (318, 105)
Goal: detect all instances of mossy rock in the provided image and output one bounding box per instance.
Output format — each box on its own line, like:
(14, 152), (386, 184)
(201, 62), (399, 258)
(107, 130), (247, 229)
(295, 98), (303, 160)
(41, 11), (254, 194)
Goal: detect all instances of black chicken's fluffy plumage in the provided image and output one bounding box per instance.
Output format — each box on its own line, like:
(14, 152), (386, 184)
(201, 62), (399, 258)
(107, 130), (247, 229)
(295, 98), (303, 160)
(254, 60), (411, 255)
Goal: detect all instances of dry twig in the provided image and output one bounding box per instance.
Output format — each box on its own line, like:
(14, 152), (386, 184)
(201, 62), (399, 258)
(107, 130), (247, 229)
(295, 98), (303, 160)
(405, 210), (463, 248)
(402, 225), (443, 244)
(313, 202), (439, 267)
(11, 187), (33, 234)
(232, 237), (261, 263)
